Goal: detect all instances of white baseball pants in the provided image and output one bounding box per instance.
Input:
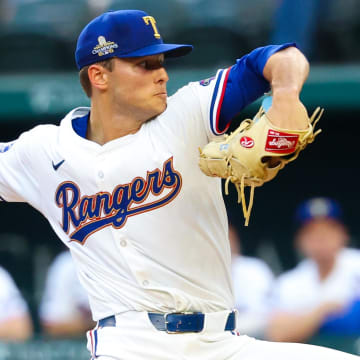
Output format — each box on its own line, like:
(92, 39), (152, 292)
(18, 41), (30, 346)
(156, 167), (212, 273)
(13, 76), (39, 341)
(87, 310), (359, 359)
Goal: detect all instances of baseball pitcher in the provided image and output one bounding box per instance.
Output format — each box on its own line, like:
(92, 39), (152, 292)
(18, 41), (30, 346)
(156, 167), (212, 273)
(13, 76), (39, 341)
(0, 9), (357, 360)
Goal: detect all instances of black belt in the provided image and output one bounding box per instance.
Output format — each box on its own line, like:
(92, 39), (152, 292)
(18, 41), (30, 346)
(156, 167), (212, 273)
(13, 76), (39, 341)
(98, 311), (236, 334)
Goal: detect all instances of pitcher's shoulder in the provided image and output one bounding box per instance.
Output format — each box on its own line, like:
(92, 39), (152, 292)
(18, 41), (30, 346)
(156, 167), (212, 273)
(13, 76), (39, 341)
(21, 123), (60, 146)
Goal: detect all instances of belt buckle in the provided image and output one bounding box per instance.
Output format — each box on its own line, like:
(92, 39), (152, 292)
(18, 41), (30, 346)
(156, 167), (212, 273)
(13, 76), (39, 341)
(164, 312), (190, 334)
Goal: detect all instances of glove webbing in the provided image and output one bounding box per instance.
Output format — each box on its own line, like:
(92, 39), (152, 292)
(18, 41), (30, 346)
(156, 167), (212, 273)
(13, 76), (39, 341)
(224, 106), (323, 227)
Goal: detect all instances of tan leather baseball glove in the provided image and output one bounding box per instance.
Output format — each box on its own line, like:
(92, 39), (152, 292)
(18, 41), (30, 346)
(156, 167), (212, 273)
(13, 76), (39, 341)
(199, 100), (323, 226)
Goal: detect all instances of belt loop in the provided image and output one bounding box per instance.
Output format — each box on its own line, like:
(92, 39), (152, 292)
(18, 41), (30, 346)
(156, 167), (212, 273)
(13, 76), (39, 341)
(202, 310), (234, 332)
(98, 315), (116, 327)
(224, 310), (236, 331)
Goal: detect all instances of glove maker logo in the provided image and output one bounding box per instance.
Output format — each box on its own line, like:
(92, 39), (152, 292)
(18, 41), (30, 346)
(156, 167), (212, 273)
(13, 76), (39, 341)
(265, 130), (299, 154)
(240, 136), (254, 148)
(55, 157), (182, 244)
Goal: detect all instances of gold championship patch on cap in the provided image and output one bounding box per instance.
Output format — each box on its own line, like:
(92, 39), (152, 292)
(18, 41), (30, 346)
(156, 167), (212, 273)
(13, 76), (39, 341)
(92, 36), (119, 57)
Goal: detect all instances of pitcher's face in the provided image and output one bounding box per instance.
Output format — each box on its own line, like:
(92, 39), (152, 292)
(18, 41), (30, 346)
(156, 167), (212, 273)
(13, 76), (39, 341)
(108, 54), (169, 121)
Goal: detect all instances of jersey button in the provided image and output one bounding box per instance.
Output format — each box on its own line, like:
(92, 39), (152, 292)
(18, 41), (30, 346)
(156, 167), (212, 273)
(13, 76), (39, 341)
(98, 170), (104, 179)
(142, 280), (149, 287)
(120, 240), (127, 247)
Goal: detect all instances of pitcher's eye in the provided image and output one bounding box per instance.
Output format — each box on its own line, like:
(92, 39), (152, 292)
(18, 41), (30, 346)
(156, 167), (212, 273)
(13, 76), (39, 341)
(138, 61), (147, 69)
(138, 59), (165, 70)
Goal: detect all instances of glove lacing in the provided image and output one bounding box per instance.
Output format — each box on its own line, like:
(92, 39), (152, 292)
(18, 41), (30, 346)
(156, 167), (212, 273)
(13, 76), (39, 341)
(225, 174), (255, 226)
(223, 107), (323, 227)
(223, 118), (256, 226)
(279, 107), (323, 163)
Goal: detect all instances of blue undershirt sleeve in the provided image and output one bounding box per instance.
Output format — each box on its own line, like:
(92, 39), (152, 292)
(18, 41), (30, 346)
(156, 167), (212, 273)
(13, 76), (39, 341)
(217, 42), (297, 133)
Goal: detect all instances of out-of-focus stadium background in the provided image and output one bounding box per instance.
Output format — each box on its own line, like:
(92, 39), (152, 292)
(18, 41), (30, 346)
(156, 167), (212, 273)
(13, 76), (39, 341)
(1, 0), (360, 358)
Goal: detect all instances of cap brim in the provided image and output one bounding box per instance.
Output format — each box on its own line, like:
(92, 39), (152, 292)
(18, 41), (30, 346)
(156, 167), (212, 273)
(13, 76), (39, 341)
(119, 43), (193, 58)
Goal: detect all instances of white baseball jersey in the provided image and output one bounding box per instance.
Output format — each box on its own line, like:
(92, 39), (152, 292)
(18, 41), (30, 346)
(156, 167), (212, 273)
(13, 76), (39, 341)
(39, 251), (91, 323)
(0, 71), (235, 321)
(0, 266), (29, 322)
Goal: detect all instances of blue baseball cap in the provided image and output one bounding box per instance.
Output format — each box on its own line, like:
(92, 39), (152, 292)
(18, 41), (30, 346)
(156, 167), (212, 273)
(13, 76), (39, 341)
(75, 10), (193, 70)
(295, 197), (343, 225)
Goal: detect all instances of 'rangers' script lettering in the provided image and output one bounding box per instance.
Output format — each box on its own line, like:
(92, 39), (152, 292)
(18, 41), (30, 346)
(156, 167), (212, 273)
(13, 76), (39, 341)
(55, 157), (182, 244)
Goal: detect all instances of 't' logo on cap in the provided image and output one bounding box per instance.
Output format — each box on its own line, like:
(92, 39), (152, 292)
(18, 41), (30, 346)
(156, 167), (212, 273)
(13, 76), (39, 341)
(143, 16), (161, 39)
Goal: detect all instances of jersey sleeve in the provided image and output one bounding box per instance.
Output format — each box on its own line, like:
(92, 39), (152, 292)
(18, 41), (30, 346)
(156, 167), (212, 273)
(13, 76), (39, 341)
(0, 131), (40, 206)
(165, 43), (296, 145)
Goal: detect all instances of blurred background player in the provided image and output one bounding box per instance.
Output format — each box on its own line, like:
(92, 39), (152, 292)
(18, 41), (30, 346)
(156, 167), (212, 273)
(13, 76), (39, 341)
(0, 265), (33, 342)
(267, 197), (360, 343)
(39, 250), (94, 338)
(229, 223), (274, 338)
